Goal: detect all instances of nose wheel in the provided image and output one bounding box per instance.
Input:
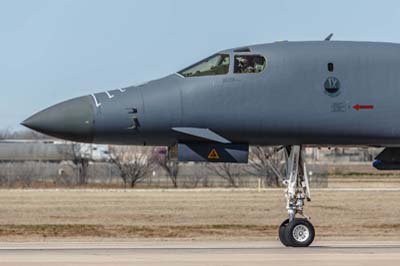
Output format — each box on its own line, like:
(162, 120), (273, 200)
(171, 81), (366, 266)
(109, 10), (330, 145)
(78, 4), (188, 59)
(278, 145), (315, 247)
(278, 219), (291, 246)
(279, 218), (315, 247)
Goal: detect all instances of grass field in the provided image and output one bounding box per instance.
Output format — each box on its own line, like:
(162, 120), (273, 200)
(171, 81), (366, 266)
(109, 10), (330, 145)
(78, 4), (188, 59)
(0, 189), (399, 241)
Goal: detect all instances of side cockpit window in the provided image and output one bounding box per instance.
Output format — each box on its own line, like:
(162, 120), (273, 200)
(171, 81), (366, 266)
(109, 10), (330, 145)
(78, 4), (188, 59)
(234, 55), (266, 74)
(179, 54), (230, 77)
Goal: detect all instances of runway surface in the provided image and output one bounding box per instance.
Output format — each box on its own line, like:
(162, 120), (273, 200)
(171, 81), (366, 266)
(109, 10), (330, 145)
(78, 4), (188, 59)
(0, 241), (400, 266)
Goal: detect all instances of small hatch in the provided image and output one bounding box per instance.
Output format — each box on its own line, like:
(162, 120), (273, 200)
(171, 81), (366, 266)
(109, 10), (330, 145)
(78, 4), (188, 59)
(328, 62), (334, 72)
(234, 47), (251, 53)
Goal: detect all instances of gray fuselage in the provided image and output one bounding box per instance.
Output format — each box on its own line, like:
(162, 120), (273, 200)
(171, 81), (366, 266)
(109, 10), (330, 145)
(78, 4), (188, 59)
(23, 41), (400, 147)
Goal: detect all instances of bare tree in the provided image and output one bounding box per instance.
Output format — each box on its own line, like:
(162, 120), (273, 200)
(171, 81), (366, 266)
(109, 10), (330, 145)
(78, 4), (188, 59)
(109, 146), (153, 188)
(55, 161), (79, 187)
(12, 130), (48, 140)
(0, 129), (10, 140)
(208, 163), (242, 188)
(193, 163), (209, 188)
(14, 162), (36, 188)
(159, 160), (179, 188)
(65, 143), (91, 186)
(180, 163), (207, 188)
(154, 149), (180, 188)
(247, 146), (285, 187)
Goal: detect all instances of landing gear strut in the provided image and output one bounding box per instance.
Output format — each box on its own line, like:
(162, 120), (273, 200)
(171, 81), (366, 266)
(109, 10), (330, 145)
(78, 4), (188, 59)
(278, 145), (315, 247)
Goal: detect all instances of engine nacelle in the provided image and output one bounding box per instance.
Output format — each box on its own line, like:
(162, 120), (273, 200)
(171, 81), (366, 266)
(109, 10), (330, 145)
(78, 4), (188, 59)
(373, 147), (400, 170)
(373, 160), (400, 170)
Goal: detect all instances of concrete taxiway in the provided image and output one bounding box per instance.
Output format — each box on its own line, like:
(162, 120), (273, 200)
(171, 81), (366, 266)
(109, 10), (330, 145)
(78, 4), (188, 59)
(0, 241), (399, 266)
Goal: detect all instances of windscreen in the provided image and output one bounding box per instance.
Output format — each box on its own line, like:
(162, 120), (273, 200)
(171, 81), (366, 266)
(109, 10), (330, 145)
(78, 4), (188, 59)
(179, 54), (230, 77)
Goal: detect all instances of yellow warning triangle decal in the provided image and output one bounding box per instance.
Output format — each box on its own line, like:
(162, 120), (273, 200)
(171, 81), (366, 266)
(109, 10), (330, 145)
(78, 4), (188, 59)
(208, 148), (220, 159)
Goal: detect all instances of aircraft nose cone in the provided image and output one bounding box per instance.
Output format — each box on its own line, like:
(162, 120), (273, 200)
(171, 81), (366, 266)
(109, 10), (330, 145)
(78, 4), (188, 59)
(21, 96), (95, 143)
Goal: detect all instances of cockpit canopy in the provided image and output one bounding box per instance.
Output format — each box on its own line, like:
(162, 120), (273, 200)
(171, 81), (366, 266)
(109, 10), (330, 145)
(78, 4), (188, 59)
(179, 54), (230, 77)
(179, 53), (266, 78)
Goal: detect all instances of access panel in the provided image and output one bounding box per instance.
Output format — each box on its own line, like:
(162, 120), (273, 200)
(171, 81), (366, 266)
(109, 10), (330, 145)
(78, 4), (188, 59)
(177, 143), (248, 163)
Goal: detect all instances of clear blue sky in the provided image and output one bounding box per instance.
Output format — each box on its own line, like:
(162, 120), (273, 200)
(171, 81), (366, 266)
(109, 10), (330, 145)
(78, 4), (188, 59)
(2, 0), (400, 130)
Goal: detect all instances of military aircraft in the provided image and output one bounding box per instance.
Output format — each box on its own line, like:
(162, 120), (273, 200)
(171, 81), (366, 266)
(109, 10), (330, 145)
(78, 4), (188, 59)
(22, 37), (400, 247)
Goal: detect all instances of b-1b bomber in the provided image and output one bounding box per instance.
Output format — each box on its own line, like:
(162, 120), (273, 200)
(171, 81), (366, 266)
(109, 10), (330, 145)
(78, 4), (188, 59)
(22, 37), (400, 247)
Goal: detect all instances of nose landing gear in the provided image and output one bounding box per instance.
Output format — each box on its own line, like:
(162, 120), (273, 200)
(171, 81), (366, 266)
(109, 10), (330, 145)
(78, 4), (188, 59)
(278, 145), (315, 247)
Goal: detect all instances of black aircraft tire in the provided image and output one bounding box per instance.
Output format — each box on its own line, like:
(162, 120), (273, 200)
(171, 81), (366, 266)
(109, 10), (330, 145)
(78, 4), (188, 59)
(285, 218), (315, 247)
(278, 219), (292, 247)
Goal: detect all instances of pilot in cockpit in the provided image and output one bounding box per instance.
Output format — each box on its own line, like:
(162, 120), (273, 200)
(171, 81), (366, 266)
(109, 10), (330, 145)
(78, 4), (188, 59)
(236, 57), (255, 73)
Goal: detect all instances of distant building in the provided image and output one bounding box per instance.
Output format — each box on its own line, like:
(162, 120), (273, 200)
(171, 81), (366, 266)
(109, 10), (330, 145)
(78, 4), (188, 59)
(0, 140), (110, 162)
(0, 140), (380, 164)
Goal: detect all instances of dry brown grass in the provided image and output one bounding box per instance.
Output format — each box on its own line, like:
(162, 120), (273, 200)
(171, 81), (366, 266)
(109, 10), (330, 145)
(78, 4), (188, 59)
(0, 189), (399, 241)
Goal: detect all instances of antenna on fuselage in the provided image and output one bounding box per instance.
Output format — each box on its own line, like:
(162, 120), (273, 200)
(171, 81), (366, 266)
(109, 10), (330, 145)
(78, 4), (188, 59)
(324, 33), (334, 41)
